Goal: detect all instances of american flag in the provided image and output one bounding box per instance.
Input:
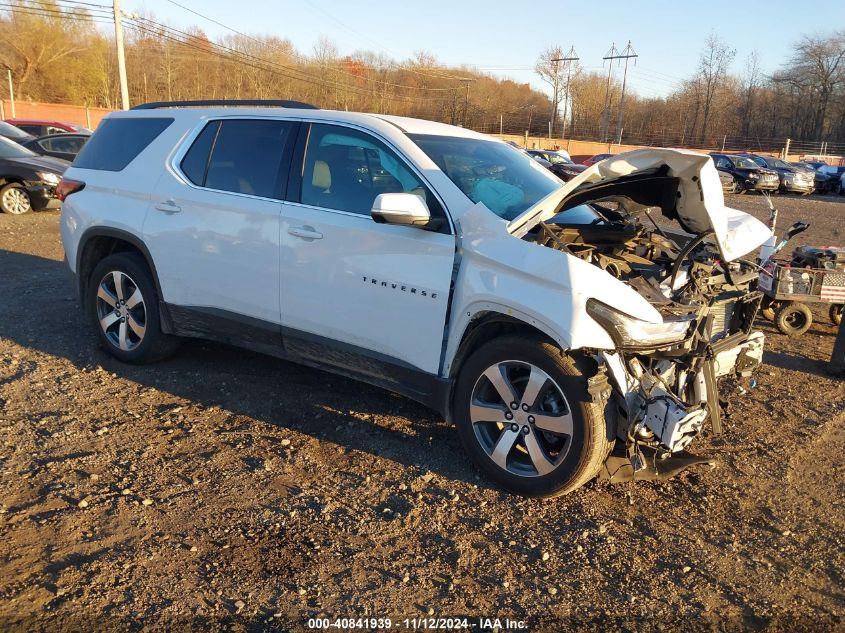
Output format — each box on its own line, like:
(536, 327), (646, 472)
(821, 273), (845, 302)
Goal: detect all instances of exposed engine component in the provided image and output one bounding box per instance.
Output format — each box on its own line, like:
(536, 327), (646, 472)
(639, 391), (707, 453)
(525, 172), (764, 455)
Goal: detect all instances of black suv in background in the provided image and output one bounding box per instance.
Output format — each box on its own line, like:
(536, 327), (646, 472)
(526, 149), (587, 182)
(709, 153), (779, 194)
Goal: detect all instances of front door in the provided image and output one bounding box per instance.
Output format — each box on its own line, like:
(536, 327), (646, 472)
(279, 123), (455, 375)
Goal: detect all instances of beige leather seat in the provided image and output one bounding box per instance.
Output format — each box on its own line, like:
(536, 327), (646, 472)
(312, 160), (331, 192)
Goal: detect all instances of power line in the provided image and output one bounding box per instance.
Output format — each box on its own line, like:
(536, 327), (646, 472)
(158, 0), (462, 92)
(0, 3), (112, 24)
(123, 16), (451, 104)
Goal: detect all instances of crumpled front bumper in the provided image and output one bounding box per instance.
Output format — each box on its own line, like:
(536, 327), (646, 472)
(25, 182), (60, 211)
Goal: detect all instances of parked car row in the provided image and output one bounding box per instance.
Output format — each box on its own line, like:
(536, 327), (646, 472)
(0, 119), (93, 212)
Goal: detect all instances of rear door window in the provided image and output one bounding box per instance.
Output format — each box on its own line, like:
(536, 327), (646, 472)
(180, 119), (294, 200)
(74, 117), (173, 171)
(42, 136), (86, 153)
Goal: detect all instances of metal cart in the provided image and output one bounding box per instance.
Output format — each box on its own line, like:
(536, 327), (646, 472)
(758, 262), (845, 335)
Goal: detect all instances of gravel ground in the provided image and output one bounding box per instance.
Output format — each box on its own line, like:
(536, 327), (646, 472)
(0, 193), (843, 632)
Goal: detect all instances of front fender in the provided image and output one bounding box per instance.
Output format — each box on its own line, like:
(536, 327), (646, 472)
(443, 203), (662, 375)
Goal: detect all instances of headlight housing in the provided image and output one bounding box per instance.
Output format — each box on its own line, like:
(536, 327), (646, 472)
(586, 299), (694, 349)
(37, 171), (61, 186)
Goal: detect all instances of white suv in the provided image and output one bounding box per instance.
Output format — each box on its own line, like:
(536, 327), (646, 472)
(59, 100), (771, 497)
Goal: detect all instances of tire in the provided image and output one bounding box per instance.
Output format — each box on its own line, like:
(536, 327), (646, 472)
(830, 304), (843, 326)
(0, 182), (32, 214)
(775, 301), (813, 336)
(87, 252), (180, 364)
(760, 297), (779, 322)
(453, 336), (612, 498)
(734, 178), (745, 195)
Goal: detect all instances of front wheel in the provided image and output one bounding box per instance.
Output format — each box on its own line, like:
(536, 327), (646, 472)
(453, 336), (612, 498)
(0, 183), (32, 214)
(775, 301), (813, 336)
(87, 252), (180, 364)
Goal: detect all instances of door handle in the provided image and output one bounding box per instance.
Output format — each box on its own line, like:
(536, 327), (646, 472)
(155, 200), (181, 214)
(288, 226), (323, 240)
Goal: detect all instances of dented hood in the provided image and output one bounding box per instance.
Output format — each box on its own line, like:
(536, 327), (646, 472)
(509, 148), (772, 262)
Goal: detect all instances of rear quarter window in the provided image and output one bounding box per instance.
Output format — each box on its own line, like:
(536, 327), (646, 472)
(74, 117), (173, 171)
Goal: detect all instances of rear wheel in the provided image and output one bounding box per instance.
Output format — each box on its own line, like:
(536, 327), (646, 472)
(775, 301), (813, 336)
(830, 304), (843, 326)
(453, 336), (611, 498)
(87, 252), (180, 363)
(0, 183), (32, 214)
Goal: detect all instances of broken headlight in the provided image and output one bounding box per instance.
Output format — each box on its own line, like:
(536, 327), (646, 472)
(586, 299), (694, 349)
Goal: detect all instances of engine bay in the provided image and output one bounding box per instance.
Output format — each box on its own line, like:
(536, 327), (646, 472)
(523, 170), (765, 462)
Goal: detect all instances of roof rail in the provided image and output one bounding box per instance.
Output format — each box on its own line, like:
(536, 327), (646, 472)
(130, 99), (319, 110)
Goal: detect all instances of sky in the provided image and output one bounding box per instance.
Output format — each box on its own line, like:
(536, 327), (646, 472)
(121, 0), (845, 100)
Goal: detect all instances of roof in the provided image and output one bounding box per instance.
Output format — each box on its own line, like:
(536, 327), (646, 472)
(106, 106), (494, 140)
(6, 119), (75, 125)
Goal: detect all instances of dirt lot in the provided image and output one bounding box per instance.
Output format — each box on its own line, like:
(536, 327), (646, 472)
(0, 194), (843, 631)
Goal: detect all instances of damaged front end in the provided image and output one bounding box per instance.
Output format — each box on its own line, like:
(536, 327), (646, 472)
(517, 151), (771, 481)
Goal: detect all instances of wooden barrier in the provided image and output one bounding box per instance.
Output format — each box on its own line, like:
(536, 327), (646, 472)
(0, 100), (113, 129)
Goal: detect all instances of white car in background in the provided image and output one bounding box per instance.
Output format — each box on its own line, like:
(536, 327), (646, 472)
(58, 100), (771, 498)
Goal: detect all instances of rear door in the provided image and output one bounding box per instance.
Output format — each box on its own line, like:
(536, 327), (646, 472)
(145, 118), (297, 335)
(279, 122), (456, 375)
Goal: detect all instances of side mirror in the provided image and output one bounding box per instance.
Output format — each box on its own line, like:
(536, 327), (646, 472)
(371, 192), (431, 227)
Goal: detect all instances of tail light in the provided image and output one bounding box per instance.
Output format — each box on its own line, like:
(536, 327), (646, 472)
(55, 178), (85, 201)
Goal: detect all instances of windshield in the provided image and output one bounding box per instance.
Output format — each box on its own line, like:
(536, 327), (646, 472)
(409, 134), (561, 220)
(731, 156), (760, 170)
(770, 158), (791, 169)
(546, 153), (571, 165)
(0, 135), (37, 158)
(0, 121), (34, 141)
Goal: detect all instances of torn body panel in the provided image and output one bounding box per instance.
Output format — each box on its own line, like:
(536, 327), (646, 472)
(447, 149), (771, 472)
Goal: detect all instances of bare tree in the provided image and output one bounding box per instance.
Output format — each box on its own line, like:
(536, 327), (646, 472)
(535, 46), (565, 135)
(696, 33), (735, 144)
(739, 51), (761, 138)
(785, 32), (845, 138)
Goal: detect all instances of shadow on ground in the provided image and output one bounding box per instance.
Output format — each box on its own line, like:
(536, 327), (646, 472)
(0, 247), (482, 488)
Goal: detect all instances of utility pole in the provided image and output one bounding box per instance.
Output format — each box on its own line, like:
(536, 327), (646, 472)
(113, 0), (130, 110)
(600, 43), (620, 143)
(460, 78), (473, 127)
(552, 47), (579, 141)
(614, 41), (637, 144)
(549, 57), (561, 138)
(6, 68), (14, 118)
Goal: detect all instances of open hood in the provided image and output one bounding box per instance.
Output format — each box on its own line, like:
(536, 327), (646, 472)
(509, 148), (772, 262)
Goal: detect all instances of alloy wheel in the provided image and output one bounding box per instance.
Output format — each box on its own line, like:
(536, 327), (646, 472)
(95, 271), (147, 351)
(2, 187), (31, 214)
(470, 360), (573, 477)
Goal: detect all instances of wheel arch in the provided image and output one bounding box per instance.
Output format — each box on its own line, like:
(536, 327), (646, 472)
(0, 176), (26, 188)
(448, 311), (567, 377)
(442, 311), (567, 420)
(76, 228), (170, 329)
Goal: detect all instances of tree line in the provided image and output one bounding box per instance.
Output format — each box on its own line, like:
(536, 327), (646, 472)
(538, 31), (845, 154)
(0, 2), (551, 134)
(1, 2), (843, 154)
